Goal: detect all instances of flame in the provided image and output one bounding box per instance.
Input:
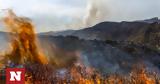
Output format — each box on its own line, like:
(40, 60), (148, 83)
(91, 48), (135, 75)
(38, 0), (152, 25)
(3, 9), (48, 64)
(0, 10), (159, 84)
(24, 63), (160, 84)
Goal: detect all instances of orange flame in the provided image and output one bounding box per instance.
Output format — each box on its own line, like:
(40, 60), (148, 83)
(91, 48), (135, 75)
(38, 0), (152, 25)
(1, 10), (159, 84)
(3, 9), (48, 64)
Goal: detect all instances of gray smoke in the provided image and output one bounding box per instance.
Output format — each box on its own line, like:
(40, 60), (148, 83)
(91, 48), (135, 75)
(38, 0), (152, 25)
(58, 0), (108, 30)
(84, 0), (108, 27)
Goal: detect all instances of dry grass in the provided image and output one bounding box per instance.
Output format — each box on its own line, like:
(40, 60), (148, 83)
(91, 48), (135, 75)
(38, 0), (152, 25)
(24, 64), (160, 84)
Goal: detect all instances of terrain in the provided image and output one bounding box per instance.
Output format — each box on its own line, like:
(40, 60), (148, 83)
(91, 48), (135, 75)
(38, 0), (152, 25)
(0, 17), (160, 83)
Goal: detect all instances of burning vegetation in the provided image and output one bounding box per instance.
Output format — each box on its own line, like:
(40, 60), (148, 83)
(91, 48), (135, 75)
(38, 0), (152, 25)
(3, 9), (48, 65)
(0, 10), (160, 84)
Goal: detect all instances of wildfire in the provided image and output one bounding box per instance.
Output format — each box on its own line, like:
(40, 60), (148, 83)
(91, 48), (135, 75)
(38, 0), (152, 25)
(24, 63), (160, 84)
(3, 9), (48, 64)
(0, 10), (159, 84)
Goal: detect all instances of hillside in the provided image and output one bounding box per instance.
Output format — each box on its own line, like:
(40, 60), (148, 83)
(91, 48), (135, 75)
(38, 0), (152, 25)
(42, 18), (160, 51)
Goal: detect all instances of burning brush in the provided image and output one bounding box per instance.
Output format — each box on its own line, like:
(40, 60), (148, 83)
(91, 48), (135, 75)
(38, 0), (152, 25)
(3, 9), (48, 65)
(0, 10), (159, 84)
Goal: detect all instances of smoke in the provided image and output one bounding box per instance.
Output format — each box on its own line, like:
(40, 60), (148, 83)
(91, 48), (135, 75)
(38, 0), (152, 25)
(84, 0), (108, 27)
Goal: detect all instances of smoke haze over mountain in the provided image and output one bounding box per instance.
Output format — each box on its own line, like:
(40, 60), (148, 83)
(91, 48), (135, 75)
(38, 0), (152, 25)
(0, 0), (160, 32)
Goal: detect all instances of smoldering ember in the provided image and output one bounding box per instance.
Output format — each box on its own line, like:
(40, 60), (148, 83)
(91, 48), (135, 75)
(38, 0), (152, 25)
(0, 10), (159, 84)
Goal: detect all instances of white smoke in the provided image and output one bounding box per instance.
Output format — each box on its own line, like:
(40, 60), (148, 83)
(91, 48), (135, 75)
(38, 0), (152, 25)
(83, 0), (108, 27)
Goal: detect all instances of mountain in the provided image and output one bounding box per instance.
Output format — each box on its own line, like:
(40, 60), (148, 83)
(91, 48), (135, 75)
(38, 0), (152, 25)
(74, 21), (160, 48)
(137, 17), (160, 23)
(42, 18), (160, 51)
(42, 18), (160, 41)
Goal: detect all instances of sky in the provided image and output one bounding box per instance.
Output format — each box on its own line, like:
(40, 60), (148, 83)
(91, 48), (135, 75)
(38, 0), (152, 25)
(0, 0), (160, 32)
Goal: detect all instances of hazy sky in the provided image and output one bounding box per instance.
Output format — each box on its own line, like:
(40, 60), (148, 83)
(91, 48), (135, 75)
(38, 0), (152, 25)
(0, 0), (160, 32)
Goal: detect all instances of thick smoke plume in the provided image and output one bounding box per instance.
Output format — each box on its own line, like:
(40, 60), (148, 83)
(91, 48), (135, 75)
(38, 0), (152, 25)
(59, 0), (108, 30)
(84, 0), (108, 27)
